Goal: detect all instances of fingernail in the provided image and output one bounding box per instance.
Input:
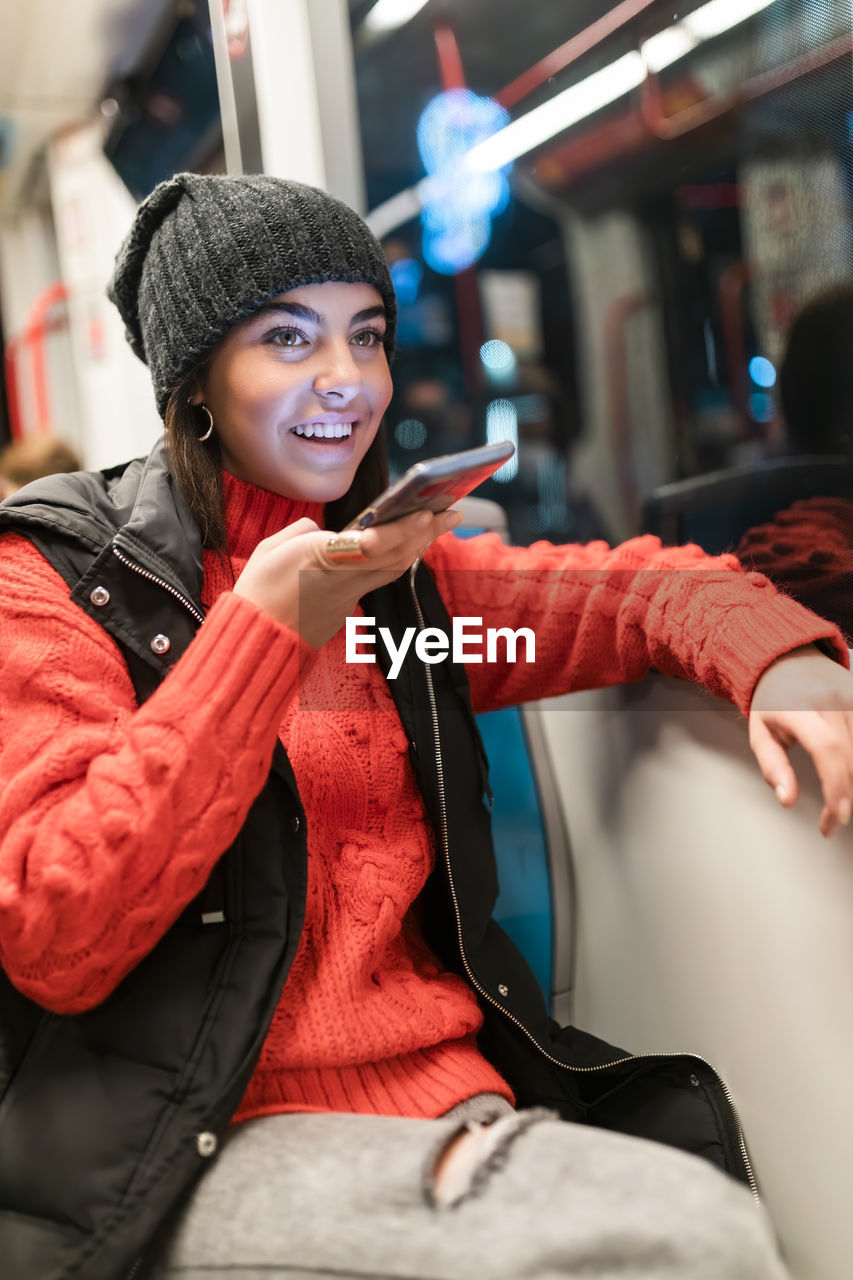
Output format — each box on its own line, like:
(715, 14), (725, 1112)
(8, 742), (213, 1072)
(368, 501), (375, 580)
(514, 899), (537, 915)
(446, 510), (463, 527)
(775, 783), (789, 803)
(839, 798), (851, 826)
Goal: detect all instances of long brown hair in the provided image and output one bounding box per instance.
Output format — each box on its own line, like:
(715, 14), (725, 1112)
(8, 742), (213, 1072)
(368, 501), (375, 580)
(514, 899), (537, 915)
(163, 365), (390, 550)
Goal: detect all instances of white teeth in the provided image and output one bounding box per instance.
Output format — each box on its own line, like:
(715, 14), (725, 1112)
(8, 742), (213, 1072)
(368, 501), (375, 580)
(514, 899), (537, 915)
(293, 421), (354, 438)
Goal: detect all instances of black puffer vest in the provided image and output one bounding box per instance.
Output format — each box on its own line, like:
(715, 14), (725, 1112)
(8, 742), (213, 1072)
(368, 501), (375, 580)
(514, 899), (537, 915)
(0, 442), (752, 1279)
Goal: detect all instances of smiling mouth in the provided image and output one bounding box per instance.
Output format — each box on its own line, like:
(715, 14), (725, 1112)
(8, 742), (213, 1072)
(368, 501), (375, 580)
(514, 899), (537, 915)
(291, 421), (356, 439)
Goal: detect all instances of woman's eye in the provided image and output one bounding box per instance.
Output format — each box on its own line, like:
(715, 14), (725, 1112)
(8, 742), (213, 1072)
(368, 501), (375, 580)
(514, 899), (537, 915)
(352, 328), (385, 347)
(268, 328), (307, 347)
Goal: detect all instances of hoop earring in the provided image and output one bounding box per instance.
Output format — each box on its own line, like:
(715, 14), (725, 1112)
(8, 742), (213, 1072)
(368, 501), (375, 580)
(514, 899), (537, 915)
(197, 405), (214, 443)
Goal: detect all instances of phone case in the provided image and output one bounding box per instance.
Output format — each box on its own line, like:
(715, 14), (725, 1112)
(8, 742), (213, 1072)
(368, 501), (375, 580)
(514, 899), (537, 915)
(348, 441), (515, 530)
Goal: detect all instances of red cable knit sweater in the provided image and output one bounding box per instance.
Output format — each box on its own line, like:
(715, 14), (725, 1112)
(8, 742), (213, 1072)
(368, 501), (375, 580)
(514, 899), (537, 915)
(0, 473), (846, 1122)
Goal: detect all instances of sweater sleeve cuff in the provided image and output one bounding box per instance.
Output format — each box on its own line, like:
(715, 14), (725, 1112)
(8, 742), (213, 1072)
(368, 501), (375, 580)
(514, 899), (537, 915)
(715, 592), (849, 714)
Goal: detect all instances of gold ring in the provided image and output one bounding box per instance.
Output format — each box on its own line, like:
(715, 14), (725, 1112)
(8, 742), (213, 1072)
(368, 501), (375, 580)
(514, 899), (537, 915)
(322, 530), (366, 564)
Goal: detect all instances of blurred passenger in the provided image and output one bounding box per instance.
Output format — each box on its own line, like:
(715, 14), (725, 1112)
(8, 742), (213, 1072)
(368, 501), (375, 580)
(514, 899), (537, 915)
(735, 284), (853, 638)
(390, 363), (472, 461)
(775, 285), (853, 458)
(0, 434), (81, 499)
(2, 175), (853, 1280)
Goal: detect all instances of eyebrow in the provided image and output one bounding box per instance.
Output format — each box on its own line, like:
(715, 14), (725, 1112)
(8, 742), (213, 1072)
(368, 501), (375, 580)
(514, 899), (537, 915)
(252, 301), (386, 326)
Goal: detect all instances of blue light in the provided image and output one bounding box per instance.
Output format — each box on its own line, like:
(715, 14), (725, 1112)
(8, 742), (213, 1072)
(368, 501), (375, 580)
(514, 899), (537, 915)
(416, 89), (511, 275)
(422, 212), (492, 275)
(394, 418), (428, 449)
(480, 340), (515, 372)
(749, 391), (776, 424)
(486, 400), (519, 482)
(390, 258), (422, 306)
(749, 356), (777, 389)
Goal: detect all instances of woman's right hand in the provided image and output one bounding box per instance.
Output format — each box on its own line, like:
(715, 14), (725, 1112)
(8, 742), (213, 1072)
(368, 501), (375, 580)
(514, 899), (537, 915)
(232, 508), (463, 648)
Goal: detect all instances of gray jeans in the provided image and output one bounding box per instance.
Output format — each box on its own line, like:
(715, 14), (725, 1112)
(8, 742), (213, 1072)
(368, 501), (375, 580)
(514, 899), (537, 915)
(146, 1099), (789, 1280)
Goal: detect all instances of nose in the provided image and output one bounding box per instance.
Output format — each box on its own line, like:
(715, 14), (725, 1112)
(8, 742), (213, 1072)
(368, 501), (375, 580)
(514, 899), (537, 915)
(313, 338), (362, 401)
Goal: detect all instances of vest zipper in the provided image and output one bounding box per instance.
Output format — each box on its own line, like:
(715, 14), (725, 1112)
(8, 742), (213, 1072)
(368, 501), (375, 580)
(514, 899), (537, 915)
(407, 562), (759, 1205)
(112, 545), (206, 624)
(110, 545), (206, 1280)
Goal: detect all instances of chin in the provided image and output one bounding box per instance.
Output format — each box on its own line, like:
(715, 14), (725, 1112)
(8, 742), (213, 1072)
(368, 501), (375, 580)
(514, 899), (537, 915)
(291, 473), (355, 505)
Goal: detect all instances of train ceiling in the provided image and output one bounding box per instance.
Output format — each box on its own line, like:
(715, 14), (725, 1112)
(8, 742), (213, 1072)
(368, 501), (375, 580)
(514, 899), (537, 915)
(0, 1), (848, 220)
(0, 0), (173, 217)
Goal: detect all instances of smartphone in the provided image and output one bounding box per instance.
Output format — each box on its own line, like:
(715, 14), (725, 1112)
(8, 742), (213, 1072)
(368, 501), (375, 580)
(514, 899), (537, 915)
(346, 440), (516, 530)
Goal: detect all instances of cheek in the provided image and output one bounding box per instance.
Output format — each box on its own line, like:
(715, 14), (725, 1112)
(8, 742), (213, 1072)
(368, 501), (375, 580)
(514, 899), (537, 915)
(370, 362), (394, 413)
(221, 363), (290, 420)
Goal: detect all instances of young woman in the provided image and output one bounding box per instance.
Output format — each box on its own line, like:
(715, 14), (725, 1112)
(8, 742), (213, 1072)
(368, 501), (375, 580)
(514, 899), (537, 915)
(1, 173), (851, 1280)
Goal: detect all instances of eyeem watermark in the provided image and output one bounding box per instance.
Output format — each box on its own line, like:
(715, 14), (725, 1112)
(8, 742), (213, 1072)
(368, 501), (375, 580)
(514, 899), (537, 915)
(346, 616), (536, 679)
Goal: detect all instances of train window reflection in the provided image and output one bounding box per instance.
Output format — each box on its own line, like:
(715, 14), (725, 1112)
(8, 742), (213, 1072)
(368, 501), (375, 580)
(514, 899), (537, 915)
(351, 0), (852, 547)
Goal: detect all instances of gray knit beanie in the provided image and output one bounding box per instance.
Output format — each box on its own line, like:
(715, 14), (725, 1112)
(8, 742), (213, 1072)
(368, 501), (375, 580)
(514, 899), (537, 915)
(107, 173), (396, 417)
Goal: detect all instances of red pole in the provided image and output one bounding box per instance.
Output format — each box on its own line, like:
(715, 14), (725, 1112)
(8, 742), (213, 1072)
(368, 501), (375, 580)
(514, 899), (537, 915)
(718, 262), (752, 430)
(3, 283), (69, 440)
(4, 335), (24, 441)
(25, 282), (69, 434)
(433, 22), (467, 91)
(604, 291), (653, 527)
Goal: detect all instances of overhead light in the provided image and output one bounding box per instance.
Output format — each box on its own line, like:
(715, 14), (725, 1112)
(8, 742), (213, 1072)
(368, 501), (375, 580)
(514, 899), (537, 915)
(465, 53), (646, 174)
(641, 29), (698, 74)
(363, 0), (430, 36)
(367, 0), (782, 233)
(643, 0), (778, 72)
(684, 0), (778, 43)
(467, 0), (781, 173)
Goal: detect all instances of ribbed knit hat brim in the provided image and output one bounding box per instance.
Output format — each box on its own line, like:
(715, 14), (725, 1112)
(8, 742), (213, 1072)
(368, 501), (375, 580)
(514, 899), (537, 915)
(108, 173), (396, 416)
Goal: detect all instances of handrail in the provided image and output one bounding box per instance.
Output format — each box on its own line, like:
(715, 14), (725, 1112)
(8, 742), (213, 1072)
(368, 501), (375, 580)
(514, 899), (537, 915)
(3, 282), (69, 440)
(3, 334), (24, 441)
(495, 0), (664, 110)
(718, 262), (752, 431)
(604, 289), (653, 528)
(29, 282), (69, 432)
(640, 31), (853, 141)
(433, 21), (466, 92)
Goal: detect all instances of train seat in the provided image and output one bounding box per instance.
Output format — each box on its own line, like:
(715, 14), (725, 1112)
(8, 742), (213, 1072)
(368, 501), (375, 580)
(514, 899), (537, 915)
(536, 672), (853, 1280)
(454, 497), (851, 1275)
(643, 455), (853, 555)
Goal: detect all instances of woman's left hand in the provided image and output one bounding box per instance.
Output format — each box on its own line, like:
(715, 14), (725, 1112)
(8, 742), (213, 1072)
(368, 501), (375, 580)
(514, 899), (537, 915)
(749, 645), (853, 837)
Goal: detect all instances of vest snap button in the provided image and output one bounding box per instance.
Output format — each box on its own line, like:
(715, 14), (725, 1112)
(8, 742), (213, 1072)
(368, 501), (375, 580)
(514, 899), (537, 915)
(90, 585), (110, 607)
(196, 1131), (218, 1157)
(292, 815), (301, 833)
(150, 634), (171, 655)
(498, 983), (509, 998)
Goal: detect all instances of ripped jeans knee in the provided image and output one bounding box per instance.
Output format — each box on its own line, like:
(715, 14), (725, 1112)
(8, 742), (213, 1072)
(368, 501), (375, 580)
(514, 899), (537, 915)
(427, 1108), (556, 1209)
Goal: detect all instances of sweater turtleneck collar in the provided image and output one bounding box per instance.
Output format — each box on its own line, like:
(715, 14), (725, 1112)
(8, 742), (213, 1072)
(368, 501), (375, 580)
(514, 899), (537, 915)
(220, 470), (326, 561)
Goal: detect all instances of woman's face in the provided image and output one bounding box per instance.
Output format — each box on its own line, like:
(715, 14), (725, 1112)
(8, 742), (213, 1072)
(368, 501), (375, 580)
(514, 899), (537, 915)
(195, 281), (392, 503)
